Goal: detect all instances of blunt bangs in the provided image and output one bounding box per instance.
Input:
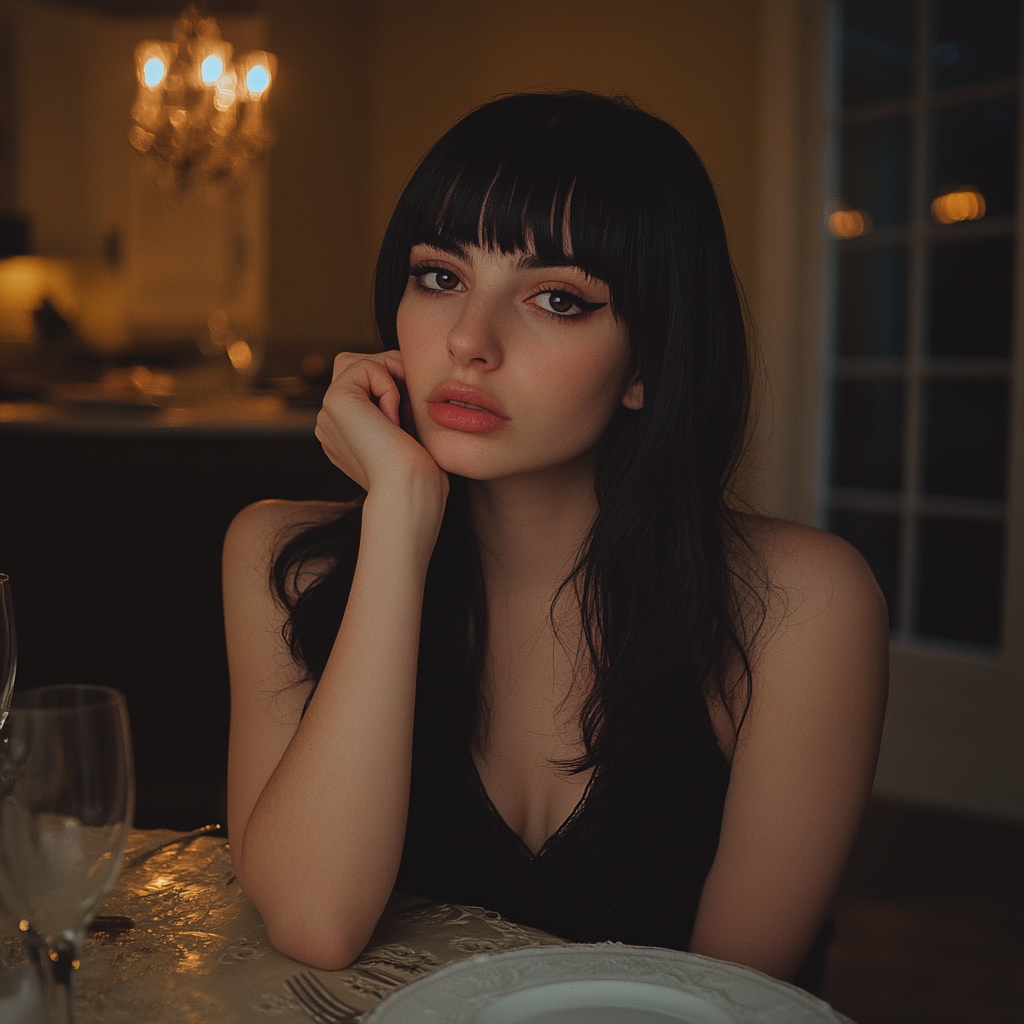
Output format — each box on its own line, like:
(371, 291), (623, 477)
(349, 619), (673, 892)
(376, 93), (658, 348)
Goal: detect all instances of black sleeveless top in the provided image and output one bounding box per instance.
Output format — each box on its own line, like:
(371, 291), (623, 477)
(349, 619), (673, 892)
(396, 700), (730, 952)
(394, 688), (831, 992)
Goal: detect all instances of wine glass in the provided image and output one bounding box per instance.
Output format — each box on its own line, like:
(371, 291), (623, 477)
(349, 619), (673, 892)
(0, 685), (134, 1024)
(0, 574), (15, 727)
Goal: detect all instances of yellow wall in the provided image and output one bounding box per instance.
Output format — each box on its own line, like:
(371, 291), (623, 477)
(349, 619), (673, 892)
(264, 0), (760, 351)
(263, 0), (375, 351)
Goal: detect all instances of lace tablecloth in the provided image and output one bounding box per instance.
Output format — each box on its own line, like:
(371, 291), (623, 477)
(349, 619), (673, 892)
(1, 829), (856, 1023)
(2, 829), (567, 1023)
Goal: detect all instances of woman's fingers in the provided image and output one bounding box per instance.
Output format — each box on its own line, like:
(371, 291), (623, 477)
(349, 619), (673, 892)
(316, 351), (436, 492)
(329, 351), (405, 425)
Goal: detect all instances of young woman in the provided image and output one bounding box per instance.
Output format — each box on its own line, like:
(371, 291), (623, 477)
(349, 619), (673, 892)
(222, 92), (888, 990)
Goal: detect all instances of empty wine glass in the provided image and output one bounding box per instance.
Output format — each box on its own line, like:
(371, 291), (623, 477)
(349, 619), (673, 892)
(0, 574), (15, 727)
(0, 685), (134, 1024)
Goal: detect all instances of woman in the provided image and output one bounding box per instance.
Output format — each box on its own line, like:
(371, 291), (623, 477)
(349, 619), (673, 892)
(222, 92), (888, 988)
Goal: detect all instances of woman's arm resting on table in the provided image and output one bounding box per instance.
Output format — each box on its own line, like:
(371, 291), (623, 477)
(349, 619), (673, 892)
(224, 353), (448, 971)
(690, 522), (889, 981)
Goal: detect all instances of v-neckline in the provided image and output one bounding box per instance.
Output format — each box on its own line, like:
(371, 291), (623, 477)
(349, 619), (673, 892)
(467, 750), (598, 860)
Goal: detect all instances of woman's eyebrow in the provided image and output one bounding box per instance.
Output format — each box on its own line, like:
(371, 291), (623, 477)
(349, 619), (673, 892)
(513, 252), (588, 276)
(411, 239), (469, 259)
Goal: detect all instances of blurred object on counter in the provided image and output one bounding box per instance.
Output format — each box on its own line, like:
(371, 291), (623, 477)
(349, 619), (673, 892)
(0, 257), (78, 345)
(199, 309), (264, 385)
(0, 256), (130, 358)
(260, 345), (338, 409)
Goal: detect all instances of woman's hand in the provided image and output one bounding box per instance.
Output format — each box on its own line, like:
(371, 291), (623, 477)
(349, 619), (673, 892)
(315, 351), (447, 500)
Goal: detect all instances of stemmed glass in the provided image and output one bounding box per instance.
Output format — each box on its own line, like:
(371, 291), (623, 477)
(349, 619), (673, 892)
(0, 573), (15, 726)
(0, 685), (134, 1023)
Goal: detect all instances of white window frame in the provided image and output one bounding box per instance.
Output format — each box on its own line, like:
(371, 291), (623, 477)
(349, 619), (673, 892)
(752, 0), (1023, 821)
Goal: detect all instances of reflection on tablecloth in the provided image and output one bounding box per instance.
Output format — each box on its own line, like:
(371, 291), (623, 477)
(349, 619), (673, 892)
(2, 830), (568, 1023)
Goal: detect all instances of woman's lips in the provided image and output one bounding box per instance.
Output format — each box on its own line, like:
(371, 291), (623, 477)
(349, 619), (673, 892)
(426, 382), (509, 434)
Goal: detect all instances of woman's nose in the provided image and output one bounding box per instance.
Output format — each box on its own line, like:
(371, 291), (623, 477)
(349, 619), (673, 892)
(446, 292), (504, 369)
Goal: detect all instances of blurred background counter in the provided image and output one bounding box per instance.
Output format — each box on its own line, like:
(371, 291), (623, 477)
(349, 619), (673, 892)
(0, 384), (358, 830)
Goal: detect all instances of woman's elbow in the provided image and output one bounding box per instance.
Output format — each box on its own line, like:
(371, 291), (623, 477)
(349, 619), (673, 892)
(263, 911), (368, 971)
(236, 862), (385, 969)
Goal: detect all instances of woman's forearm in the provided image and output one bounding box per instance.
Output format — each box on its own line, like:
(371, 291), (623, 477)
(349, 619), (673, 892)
(235, 479), (443, 969)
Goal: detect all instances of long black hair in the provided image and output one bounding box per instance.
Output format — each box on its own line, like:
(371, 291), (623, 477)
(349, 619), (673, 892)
(273, 92), (762, 772)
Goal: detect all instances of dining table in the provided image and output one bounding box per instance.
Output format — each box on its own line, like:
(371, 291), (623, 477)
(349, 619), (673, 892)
(0, 828), (856, 1023)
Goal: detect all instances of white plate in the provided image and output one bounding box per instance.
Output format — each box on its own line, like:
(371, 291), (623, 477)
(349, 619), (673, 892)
(363, 944), (846, 1023)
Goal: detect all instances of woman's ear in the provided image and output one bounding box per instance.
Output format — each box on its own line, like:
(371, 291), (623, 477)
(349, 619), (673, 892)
(622, 371), (643, 411)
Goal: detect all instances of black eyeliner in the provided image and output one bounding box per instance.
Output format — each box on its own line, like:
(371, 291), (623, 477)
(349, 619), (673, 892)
(568, 296), (607, 314)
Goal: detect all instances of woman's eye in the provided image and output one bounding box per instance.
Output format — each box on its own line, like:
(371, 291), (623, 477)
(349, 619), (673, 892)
(414, 267), (462, 291)
(534, 290), (606, 317)
(536, 291), (582, 316)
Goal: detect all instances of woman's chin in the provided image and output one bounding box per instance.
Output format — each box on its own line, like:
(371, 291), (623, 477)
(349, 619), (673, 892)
(416, 434), (501, 481)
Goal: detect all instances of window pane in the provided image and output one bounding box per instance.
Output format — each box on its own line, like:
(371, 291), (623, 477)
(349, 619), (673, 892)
(928, 236), (1014, 357)
(931, 99), (1017, 219)
(916, 517), (1005, 646)
(838, 245), (908, 357)
(923, 379), (1010, 500)
(828, 509), (901, 626)
(843, 0), (916, 105)
(842, 118), (912, 227)
(931, 0), (1020, 90)
(831, 379), (905, 490)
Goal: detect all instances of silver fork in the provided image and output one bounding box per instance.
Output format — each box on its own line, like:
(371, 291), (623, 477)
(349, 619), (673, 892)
(285, 972), (364, 1023)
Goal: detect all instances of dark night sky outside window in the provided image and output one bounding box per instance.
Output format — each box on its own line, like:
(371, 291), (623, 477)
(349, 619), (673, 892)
(827, 0), (1018, 649)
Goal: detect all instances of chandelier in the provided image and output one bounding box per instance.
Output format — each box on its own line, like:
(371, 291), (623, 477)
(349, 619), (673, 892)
(129, 5), (277, 189)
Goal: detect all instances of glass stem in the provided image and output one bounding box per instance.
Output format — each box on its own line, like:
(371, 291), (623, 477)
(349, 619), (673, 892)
(24, 932), (76, 1024)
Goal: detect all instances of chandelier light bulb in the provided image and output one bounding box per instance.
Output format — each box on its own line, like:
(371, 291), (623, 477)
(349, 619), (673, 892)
(143, 57), (167, 88)
(200, 54), (224, 85)
(246, 64), (271, 96)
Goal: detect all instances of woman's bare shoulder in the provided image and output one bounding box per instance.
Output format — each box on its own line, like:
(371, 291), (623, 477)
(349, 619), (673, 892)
(730, 511), (889, 712)
(223, 500), (357, 595)
(229, 499), (350, 541)
(732, 512), (885, 623)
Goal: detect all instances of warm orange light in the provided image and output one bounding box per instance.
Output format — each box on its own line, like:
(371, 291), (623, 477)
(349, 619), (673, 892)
(129, 366), (174, 397)
(828, 209), (872, 238)
(227, 339), (253, 370)
(931, 189), (986, 224)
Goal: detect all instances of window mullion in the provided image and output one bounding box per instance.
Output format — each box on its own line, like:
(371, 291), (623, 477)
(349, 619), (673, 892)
(1004, 9), (1024, 661)
(896, 0), (932, 638)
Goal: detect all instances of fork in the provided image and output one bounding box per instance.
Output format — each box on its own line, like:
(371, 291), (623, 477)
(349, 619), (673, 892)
(285, 972), (365, 1023)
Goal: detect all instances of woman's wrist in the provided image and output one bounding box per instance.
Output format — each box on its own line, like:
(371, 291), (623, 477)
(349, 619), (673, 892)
(361, 471), (447, 562)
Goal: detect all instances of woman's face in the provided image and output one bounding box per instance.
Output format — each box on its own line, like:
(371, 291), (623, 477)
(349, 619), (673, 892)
(396, 242), (642, 482)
